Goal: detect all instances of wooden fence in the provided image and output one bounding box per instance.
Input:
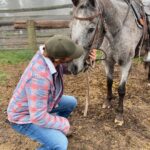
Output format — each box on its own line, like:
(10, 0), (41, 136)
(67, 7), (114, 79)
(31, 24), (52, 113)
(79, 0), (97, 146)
(0, 4), (72, 13)
(0, 4), (72, 50)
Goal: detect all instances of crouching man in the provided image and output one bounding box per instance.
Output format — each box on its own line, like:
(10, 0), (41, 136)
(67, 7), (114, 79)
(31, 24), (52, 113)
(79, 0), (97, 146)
(7, 35), (96, 150)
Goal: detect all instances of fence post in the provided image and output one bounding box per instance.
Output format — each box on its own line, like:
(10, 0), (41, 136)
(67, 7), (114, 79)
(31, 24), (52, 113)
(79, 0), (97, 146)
(27, 20), (38, 51)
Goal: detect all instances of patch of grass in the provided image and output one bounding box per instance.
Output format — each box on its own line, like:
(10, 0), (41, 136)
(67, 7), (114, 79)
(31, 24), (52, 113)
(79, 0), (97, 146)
(96, 49), (106, 63)
(0, 49), (35, 64)
(0, 71), (8, 85)
(133, 57), (143, 63)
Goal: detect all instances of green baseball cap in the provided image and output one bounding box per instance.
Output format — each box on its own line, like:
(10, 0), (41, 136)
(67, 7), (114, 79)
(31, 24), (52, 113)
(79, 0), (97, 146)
(44, 35), (84, 59)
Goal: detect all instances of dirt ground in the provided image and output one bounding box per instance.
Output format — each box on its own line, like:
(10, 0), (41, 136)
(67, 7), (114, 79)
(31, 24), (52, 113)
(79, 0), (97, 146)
(0, 61), (150, 150)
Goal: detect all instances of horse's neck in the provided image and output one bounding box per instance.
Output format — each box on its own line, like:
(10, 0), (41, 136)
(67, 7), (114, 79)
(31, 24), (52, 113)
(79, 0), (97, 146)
(100, 0), (127, 36)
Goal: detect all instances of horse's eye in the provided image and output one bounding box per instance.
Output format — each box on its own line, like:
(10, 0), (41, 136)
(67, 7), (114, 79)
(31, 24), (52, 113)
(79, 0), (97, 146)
(88, 28), (95, 33)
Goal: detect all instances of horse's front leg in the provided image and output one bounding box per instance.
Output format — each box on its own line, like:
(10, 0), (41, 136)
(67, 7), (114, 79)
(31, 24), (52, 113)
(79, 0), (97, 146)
(115, 61), (132, 126)
(102, 61), (114, 109)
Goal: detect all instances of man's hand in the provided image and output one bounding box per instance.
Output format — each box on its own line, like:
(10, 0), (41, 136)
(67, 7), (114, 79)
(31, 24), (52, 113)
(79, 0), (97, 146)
(89, 49), (97, 61)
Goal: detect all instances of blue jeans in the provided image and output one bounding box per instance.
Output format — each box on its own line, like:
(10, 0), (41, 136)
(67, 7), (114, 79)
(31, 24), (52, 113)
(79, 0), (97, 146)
(10, 95), (77, 150)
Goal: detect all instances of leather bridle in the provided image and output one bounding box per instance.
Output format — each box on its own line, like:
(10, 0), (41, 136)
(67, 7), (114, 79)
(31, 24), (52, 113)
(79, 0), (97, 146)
(72, 1), (107, 69)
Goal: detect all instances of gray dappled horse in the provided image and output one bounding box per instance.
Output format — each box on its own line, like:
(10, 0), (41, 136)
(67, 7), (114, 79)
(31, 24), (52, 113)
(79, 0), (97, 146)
(68, 0), (149, 126)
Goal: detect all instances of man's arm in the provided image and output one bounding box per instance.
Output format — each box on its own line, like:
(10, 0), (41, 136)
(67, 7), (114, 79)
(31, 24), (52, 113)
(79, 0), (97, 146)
(25, 76), (70, 134)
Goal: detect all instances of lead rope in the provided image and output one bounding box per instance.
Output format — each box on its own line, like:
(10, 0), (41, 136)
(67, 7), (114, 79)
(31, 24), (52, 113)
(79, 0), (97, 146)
(84, 70), (90, 116)
(83, 0), (101, 117)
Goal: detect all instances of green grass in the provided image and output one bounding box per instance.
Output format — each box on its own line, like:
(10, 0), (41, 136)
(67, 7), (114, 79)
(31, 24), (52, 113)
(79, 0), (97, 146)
(96, 49), (107, 62)
(0, 49), (35, 64)
(0, 71), (8, 85)
(0, 48), (143, 65)
(133, 56), (143, 63)
(0, 71), (7, 79)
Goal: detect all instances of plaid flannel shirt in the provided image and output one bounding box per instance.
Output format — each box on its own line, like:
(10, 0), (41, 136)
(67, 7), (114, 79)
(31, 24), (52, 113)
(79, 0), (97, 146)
(7, 48), (70, 134)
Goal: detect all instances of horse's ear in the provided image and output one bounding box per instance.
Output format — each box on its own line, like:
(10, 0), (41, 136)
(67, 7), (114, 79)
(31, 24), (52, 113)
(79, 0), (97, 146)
(72, 0), (80, 7)
(89, 0), (95, 7)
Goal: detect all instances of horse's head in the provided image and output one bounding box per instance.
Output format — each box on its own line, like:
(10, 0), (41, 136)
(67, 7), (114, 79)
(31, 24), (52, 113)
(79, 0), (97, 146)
(68, 0), (105, 75)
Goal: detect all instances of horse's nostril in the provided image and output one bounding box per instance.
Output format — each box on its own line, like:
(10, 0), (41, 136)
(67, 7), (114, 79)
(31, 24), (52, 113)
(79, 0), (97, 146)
(84, 61), (87, 66)
(83, 61), (89, 72)
(72, 65), (78, 75)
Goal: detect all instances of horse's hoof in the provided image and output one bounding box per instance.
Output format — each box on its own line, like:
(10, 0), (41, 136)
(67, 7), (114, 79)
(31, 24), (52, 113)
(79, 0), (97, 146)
(102, 102), (111, 109)
(114, 115), (124, 126)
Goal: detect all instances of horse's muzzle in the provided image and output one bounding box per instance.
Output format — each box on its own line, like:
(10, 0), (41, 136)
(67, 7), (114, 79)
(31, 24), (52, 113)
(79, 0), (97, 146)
(70, 64), (79, 75)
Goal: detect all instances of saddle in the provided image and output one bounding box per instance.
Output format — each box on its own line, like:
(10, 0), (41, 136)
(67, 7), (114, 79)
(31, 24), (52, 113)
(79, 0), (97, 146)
(124, 0), (147, 28)
(125, 0), (150, 58)
(126, 1), (150, 39)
